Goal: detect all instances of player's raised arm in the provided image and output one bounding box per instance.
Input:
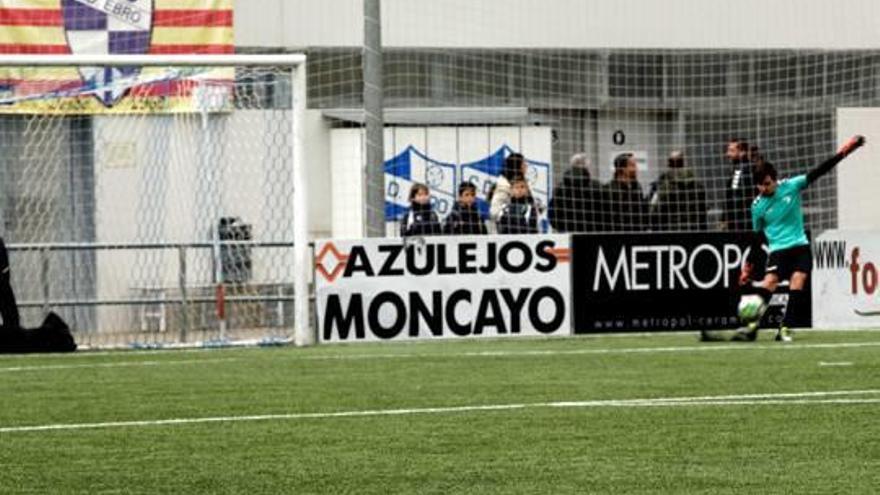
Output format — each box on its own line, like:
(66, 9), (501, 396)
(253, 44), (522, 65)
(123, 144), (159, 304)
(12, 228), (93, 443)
(805, 135), (866, 186)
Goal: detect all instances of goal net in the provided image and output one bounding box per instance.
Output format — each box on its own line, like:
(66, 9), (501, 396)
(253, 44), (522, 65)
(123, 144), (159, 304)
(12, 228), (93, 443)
(312, 1), (879, 240)
(0, 54), (309, 349)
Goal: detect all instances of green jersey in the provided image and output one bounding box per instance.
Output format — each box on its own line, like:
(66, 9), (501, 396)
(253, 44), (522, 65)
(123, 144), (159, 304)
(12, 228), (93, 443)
(751, 174), (809, 253)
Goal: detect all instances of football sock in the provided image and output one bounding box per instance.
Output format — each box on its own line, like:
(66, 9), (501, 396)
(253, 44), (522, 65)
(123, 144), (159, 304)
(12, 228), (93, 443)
(782, 289), (807, 328)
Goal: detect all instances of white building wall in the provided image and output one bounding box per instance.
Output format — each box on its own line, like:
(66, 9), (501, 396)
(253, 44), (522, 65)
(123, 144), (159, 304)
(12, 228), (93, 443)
(836, 109), (880, 230)
(93, 110), (301, 331)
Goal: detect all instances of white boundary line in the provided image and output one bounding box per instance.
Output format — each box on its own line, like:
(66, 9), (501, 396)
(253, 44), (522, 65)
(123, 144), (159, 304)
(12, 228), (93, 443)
(2, 389), (879, 434)
(0, 358), (238, 373)
(298, 341), (880, 362)
(2, 333), (879, 361)
(2, 341), (878, 366)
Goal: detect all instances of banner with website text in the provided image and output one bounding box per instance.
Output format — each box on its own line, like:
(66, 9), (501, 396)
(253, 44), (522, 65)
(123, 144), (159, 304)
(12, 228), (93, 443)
(572, 232), (807, 333)
(812, 230), (880, 329)
(0, 0), (233, 113)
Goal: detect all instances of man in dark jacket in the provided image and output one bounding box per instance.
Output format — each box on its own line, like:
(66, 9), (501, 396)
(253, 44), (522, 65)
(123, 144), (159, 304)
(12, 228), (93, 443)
(603, 153), (647, 232)
(649, 151), (708, 231)
(724, 138), (756, 232)
(548, 153), (603, 233)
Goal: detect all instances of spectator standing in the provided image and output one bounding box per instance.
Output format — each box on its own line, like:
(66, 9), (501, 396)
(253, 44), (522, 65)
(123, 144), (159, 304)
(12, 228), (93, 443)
(724, 138), (756, 231)
(400, 183), (442, 237)
(443, 181), (487, 235)
(548, 152), (604, 233)
(489, 152), (528, 225)
(602, 153), (647, 232)
(497, 177), (540, 234)
(649, 151), (708, 231)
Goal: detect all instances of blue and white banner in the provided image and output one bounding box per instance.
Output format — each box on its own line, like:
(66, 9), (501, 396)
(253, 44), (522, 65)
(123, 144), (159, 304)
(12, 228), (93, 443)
(384, 146), (457, 221)
(460, 145), (551, 221)
(385, 144), (552, 228)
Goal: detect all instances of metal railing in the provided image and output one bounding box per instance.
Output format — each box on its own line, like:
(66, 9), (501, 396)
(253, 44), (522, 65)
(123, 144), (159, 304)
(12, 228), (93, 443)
(6, 240), (303, 347)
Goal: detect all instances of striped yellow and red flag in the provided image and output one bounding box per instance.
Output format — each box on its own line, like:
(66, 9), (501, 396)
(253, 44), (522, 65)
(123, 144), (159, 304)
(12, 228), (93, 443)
(0, 0), (234, 113)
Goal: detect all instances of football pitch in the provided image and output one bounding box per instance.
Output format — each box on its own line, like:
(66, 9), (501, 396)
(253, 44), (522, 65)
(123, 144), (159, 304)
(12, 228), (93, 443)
(1, 330), (879, 494)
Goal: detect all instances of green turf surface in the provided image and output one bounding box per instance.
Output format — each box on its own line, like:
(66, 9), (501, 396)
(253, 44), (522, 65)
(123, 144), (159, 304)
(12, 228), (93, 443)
(1, 330), (879, 494)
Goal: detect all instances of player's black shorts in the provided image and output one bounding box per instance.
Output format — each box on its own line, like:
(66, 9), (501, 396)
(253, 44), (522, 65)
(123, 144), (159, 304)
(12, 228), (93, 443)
(766, 244), (812, 280)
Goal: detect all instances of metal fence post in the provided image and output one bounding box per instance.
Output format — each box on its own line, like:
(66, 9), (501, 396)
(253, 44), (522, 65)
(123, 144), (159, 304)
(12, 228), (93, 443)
(178, 245), (189, 343)
(40, 246), (50, 314)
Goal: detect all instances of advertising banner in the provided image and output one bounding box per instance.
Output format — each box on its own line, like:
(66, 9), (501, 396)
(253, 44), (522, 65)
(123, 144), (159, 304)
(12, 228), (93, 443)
(315, 234), (572, 343)
(812, 230), (880, 328)
(572, 232), (804, 332)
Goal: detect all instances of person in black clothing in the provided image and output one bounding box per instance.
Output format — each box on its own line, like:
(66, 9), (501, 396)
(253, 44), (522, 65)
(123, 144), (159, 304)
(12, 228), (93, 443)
(749, 144), (766, 167)
(0, 237), (20, 330)
(497, 177), (539, 234)
(724, 138), (756, 232)
(443, 181), (487, 235)
(0, 237), (77, 353)
(649, 151), (708, 231)
(400, 183), (442, 237)
(548, 152), (603, 233)
(602, 153), (647, 232)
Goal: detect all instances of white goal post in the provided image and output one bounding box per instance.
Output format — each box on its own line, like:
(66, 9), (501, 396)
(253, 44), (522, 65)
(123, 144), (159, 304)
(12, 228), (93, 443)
(0, 54), (312, 348)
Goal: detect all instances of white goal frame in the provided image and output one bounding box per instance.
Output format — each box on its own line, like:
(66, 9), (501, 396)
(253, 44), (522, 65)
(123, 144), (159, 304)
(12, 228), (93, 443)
(0, 54), (313, 347)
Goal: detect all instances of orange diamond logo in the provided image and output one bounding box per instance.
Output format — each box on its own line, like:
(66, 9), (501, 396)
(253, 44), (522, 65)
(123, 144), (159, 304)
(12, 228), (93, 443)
(315, 242), (350, 283)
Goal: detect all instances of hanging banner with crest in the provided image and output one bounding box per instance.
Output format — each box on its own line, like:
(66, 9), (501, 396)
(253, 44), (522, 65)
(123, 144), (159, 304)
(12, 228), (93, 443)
(0, 0), (233, 113)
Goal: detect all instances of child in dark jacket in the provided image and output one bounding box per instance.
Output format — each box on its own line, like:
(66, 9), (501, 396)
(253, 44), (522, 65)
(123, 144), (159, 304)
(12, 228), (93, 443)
(496, 177), (539, 234)
(401, 183), (442, 237)
(443, 181), (487, 235)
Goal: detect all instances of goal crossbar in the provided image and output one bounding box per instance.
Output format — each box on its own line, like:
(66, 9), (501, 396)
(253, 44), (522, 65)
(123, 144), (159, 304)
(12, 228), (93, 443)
(0, 54), (306, 67)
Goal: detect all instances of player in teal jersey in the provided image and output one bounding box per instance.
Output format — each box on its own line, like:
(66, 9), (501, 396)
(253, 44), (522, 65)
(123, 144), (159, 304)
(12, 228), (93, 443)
(735, 135), (866, 342)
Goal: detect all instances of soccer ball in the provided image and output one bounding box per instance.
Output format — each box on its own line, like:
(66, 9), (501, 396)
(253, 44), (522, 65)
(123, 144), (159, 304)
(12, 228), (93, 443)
(737, 294), (766, 324)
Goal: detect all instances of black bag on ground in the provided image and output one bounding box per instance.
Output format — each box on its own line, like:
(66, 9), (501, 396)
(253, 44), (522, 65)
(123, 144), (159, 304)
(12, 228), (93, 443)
(0, 312), (77, 353)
